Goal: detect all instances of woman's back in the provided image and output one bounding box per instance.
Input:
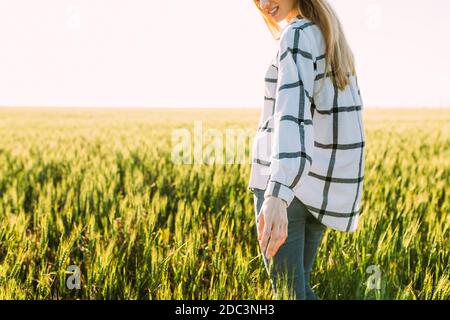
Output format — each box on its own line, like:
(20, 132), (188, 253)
(248, 16), (366, 232)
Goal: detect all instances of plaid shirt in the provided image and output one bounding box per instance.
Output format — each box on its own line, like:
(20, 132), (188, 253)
(248, 16), (366, 232)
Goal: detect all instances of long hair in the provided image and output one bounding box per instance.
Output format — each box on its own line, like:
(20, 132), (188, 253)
(253, 0), (356, 91)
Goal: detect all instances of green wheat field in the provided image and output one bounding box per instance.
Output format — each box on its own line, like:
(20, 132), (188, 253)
(0, 107), (448, 300)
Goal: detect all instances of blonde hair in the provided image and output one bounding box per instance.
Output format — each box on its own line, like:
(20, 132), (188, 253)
(253, 0), (356, 91)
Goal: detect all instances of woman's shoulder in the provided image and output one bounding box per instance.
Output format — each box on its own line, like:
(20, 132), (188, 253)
(279, 18), (316, 51)
(282, 17), (315, 34)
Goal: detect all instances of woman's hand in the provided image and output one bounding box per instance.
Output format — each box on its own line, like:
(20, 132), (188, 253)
(257, 195), (288, 259)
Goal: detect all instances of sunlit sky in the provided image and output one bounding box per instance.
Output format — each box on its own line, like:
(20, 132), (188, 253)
(0, 0), (449, 108)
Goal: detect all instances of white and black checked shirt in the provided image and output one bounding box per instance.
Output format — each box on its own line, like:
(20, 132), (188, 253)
(248, 16), (365, 232)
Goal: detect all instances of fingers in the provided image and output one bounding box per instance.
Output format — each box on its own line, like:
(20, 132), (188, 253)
(257, 210), (264, 241)
(257, 197), (289, 259)
(259, 216), (273, 254)
(265, 222), (288, 258)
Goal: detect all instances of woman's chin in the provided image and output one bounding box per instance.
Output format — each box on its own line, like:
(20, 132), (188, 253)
(271, 13), (286, 24)
(270, 16), (283, 23)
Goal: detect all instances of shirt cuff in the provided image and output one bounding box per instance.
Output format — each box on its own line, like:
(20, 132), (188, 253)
(264, 181), (295, 207)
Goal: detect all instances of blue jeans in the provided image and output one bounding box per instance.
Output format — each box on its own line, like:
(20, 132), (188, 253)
(253, 188), (327, 300)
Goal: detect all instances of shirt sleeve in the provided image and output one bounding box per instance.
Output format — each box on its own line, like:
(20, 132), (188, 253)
(263, 26), (316, 207)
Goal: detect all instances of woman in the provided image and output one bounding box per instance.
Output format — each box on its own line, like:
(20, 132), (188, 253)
(248, 0), (366, 299)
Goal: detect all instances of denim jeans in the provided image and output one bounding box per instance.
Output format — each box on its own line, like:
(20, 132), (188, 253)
(253, 188), (327, 300)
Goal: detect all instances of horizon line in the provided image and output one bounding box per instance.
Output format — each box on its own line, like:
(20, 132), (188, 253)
(1, 106), (449, 110)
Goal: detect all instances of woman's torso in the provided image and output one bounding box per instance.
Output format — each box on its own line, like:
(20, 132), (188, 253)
(248, 17), (366, 232)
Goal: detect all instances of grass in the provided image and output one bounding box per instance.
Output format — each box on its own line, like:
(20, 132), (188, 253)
(0, 107), (448, 299)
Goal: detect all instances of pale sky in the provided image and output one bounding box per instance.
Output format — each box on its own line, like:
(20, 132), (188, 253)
(0, 0), (449, 108)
